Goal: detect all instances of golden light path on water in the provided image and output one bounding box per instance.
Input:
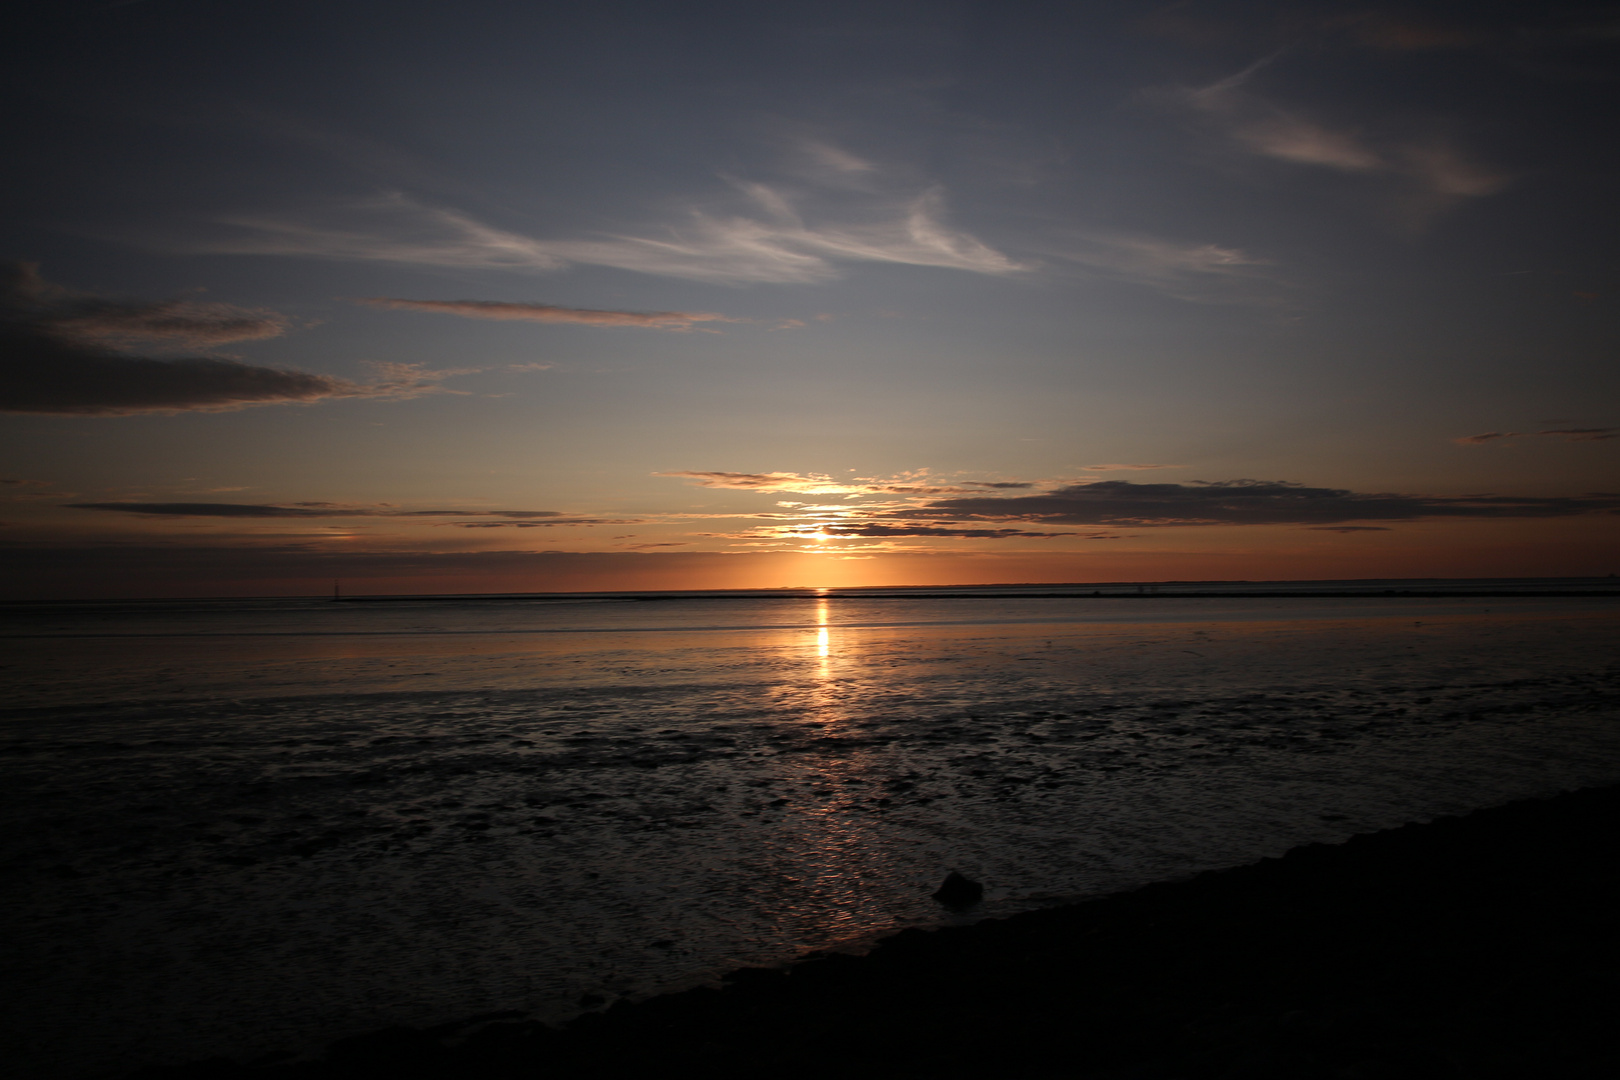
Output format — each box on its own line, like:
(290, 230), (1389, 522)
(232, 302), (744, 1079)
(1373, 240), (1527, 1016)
(775, 592), (899, 940)
(816, 597), (831, 674)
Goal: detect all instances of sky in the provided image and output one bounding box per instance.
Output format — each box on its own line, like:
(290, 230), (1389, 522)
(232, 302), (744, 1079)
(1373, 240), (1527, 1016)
(2, 0), (1617, 598)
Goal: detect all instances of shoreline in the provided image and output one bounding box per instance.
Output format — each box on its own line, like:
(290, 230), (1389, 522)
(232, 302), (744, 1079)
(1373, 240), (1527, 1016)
(126, 782), (1620, 1079)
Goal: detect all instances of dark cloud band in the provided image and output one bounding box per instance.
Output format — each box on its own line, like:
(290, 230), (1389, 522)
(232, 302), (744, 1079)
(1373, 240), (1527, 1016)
(66, 502), (569, 519)
(914, 479), (1620, 527)
(0, 264), (452, 415)
(1457, 428), (1619, 444)
(2, 336), (364, 416)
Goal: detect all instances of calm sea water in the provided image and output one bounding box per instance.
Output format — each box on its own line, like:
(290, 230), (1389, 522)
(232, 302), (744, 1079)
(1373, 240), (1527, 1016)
(3, 586), (1619, 1077)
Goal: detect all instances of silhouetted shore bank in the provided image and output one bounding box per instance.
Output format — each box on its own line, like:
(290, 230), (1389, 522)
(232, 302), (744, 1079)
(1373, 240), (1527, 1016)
(124, 783), (1620, 1080)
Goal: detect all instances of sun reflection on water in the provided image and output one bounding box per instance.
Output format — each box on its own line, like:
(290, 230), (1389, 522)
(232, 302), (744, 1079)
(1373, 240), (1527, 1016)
(775, 595), (898, 937)
(815, 599), (831, 677)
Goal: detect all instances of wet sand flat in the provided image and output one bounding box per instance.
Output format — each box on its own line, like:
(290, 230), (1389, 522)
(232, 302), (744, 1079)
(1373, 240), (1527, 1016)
(3, 597), (1618, 1076)
(131, 782), (1620, 1079)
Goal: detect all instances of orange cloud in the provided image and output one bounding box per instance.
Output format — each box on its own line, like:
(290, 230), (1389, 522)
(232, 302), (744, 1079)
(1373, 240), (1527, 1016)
(657, 470), (1037, 497)
(356, 297), (737, 330)
(658, 470), (864, 495)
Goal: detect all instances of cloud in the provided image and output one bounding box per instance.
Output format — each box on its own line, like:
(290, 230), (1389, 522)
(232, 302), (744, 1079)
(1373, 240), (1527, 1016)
(659, 470), (864, 495)
(657, 470), (1039, 498)
(798, 140), (879, 177)
(194, 187), (1024, 286)
(1083, 463), (1178, 472)
(1178, 52), (1387, 170)
(1456, 427), (1620, 444)
(1053, 235), (1281, 304)
(1400, 143), (1510, 198)
(1231, 115), (1383, 170)
(1174, 62), (1510, 216)
(356, 297), (737, 331)
(445, 519), (638, 528)
(1, 261), (288, 347)
(0, 264), (458, 416)
(661, 469), (1620, 545)
(802, 524), (1072, 539)
(1, 477), (77, 503)
(912, 479), (1620, 528)
(66, 502), (575, 519)
(49, 303), (288, 347)
(1307, 526), (1392, 533)
(1185, 73), (1381, 173)
(1542, 428), (1620, 441)
(210, 195), (568, 271)
(1, 339), (367, 416)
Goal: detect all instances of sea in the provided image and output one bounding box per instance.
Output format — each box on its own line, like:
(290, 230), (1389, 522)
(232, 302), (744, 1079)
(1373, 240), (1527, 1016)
(4, 580), (1619, 1078)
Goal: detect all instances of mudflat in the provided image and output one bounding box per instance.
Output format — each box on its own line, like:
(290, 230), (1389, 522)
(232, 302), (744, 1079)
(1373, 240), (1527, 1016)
(132, 782), (1620, 1079)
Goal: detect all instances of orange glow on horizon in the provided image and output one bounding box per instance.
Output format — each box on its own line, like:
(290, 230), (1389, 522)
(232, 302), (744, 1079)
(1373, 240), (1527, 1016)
(10, 517), (1618, 601)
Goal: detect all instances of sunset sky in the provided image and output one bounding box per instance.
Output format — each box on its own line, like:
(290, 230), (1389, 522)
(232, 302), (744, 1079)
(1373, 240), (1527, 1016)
(3, 0), (1617, 598)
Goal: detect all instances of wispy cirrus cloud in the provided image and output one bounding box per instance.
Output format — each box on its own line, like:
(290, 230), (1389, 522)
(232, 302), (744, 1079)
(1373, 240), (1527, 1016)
(355, 297), (738, 331)
(191, 186), (1024, 286)
(1456, 427), (1620, 444)
(795, 140), (880, 180)
(1187, 55), (1385, 171)
(1052, 234), (1282, 305)
(1170, 55), (1510, 223)
(207, 195), (566, 270)
(0, 264), (463, 416)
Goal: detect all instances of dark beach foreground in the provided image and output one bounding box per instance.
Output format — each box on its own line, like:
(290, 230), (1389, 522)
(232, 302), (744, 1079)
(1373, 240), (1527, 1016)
(129, 785), (1620, 1080)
